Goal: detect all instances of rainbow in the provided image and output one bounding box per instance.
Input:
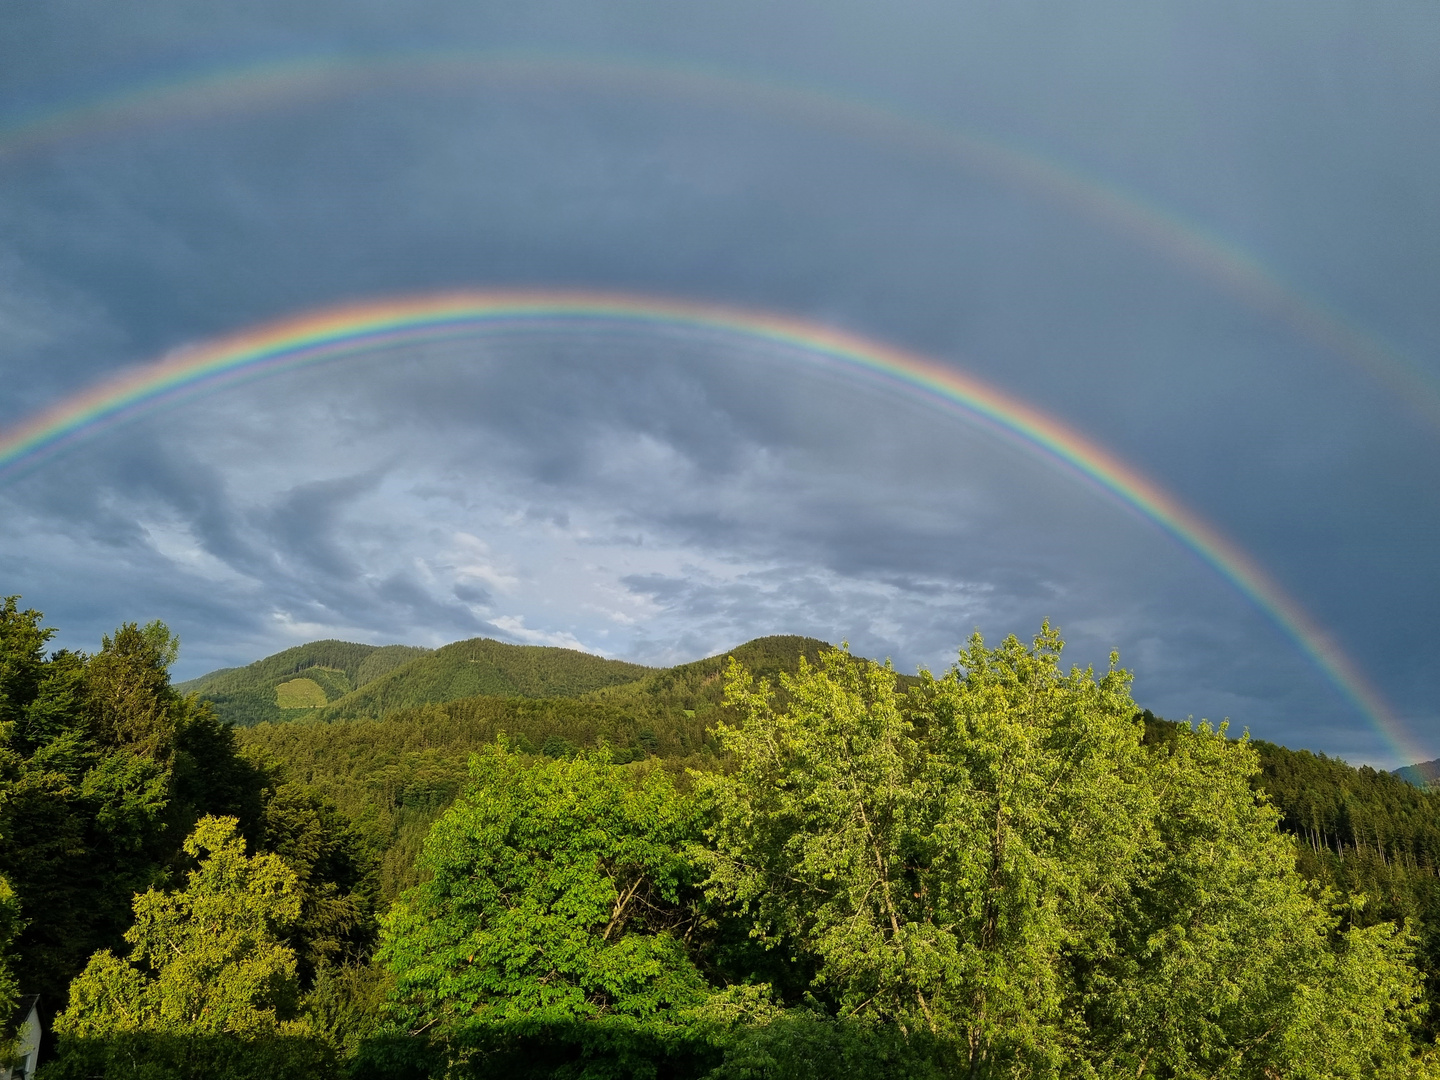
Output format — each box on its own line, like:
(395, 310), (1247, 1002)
(0, 289), (1421, 763)
(3, 51), (1438, 435)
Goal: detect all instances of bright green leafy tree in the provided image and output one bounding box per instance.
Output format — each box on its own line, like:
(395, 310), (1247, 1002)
(700, 628), (1429, 1078)
(377, 744), (712, 1078)
(47, 815), (337, 1078)
(57, 815), (303, 1035)
(0, 877), (21, 1064)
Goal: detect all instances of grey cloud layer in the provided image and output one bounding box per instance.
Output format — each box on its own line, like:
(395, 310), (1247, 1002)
(1, 0), (1436, 763)
(0, 325), (1366, 757)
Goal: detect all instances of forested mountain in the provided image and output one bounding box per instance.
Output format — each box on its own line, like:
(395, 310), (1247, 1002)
(237, 635), (832, 898)
(175, 640), (430, 726)
(10, 597), (1440, 1078)
(1398, 757), (1440, 788)
(180, 636), (654, 727)
(317, 637), (654, 720)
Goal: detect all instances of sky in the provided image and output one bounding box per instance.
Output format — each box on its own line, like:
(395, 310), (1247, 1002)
(1, 1), (1437, 766)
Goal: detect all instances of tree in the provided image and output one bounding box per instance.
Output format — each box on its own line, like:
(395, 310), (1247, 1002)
(0, 598), (40, 1050)
(56, 815), (303, 1036)
(0, 600), (385, 1074)
(47, 815), (337, 1079)
(0, 597), (53, 733)
(258, 782), (379, 983)
(378, 744), (711, 1078)
(85, 621), (183, 761)
(0, 602), (277, 1006)
(0, 877), (21, 1064)
(700, 628), (1428, 1078)
(697, 645), (945, 1029)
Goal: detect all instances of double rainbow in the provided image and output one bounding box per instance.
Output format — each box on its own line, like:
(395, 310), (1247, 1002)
(4, 51), (1437, 435)
(0, 290), (1419, 763)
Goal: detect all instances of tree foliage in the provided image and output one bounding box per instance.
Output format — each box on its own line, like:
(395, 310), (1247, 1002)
(700, 629), (1426, 1078)
(1246, 738), (1440, 1041)
(5, 598), (1440, 1077)
(0, 597), (378, 1069)
(0, 600), (266, 1005)
(46, 817), (339, 1079)
(0, 876), (22, 1063)
(57, 815), (304, 1038)
(379, 745), (711, 1077)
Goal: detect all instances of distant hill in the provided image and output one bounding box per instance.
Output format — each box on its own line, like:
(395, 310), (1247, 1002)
(317, 637), (654, 720)
(583, 634), (835, 721)
(176, 639), (431, 727)
(181, 636), (656, 726)
(1395, 758), (1440, 788)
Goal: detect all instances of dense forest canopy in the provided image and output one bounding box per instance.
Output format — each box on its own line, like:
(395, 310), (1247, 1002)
(5, 595), (1440, 1078)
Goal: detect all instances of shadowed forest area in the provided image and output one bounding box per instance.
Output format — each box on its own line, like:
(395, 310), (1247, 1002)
(5, 596), (1440, 1078)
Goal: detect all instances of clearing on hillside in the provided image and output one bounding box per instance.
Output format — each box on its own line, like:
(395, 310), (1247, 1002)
(275, 677), (328, 709)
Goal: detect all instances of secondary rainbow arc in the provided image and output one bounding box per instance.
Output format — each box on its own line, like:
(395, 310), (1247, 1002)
(0, 289), (1420, 764)
(3, 51), (1437, 435)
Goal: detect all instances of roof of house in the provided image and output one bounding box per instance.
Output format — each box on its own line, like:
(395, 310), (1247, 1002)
(6, 996), (39, 1033)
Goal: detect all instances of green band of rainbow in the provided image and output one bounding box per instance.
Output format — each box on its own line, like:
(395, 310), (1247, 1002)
(0, 290), (1418, 762)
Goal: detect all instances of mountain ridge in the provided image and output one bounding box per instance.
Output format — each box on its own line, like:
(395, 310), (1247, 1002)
(317, 637), (654, 720)
(176, 638), (432, 727)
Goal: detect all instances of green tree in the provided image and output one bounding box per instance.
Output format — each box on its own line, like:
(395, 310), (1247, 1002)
(56, 815), (304, 1037)
(0, 602), (274, 1005)
(0, 877), (22, 1063)
(0, 597), (52, 733)
(1080, 719), (1424, 1079)
(258, 782), (379, 982)
(698, 645), (944, 1028)
(1245, 738), (1440, 1040)
(85, 621), (183, 761)
(0, 598), (40, 1048)
(46, 815), (337, 1079)
(701, 629), (1429, 1078)
(378, 744), (711, 1077)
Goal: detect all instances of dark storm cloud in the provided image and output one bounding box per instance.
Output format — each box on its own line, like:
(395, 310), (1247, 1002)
(451, 581), (492, 606)
(1, 0), (1436, 762)
(263, 473), (382, 579)
(371, 571), (499, 636)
